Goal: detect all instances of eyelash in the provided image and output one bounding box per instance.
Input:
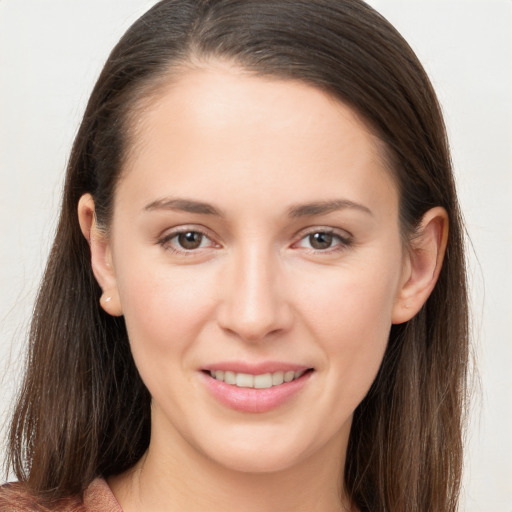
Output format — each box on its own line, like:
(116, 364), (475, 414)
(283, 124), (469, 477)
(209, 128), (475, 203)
(293, 228), (353, 254)
(157, 227), (353, 255)
(158, 227), (217, 255)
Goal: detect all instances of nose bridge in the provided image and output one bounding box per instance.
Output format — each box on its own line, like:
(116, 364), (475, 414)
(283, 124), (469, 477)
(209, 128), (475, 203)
(218, 240), (290, 341)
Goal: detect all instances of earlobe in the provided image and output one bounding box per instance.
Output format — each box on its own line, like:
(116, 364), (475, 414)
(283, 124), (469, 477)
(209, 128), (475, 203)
(392, 207), (448, 324)
(77, 194), (123, 317)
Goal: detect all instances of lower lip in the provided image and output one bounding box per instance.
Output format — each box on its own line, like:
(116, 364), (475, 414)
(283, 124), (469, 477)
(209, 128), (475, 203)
(201, 371), (313, 413)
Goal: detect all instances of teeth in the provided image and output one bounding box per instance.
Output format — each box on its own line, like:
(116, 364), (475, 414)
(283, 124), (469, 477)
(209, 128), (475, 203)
(224, 371), (236, 385)
(284, 370), (295, 383)
(236, 373), (254, 388)
(209, 369), (307, 388)
(254, 374), (272, 389)
(272, 371), (284, 386)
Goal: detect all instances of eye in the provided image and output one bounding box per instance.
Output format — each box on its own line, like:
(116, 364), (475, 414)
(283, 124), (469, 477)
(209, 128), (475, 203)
(175, 231), (207, 250)
(307, 232), (335, 250)
(159, 229), (217, 253)
(294, 229), (351, 252)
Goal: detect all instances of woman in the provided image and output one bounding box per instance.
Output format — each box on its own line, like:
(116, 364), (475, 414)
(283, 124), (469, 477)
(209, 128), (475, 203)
(1, 1), (469, 511)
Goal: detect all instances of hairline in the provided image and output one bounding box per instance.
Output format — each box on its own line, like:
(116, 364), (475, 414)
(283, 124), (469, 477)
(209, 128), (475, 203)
(108, 55), (407, 240)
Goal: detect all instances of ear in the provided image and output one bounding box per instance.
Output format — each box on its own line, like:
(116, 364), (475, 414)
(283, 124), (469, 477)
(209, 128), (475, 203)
(78, 194), (123, 316)
(392, 207), (448, 324)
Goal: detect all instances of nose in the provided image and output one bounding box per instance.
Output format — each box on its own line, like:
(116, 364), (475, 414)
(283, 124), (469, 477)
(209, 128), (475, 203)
(217, 245), (293, 342)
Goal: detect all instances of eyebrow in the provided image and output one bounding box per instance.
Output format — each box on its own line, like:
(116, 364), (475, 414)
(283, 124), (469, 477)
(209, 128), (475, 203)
(144, 198), (224, 216)
(143, 197), (372, 218)
(287, 199), (373, 218)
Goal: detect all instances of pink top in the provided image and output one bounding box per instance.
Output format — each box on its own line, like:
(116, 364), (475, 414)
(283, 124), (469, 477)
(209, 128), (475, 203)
(83, 479), (122, 512)
(0, 478), (122, 512)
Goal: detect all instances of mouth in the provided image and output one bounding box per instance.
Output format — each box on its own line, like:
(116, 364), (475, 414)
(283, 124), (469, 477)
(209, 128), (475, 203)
(200, 366), (314, 413)
(205, 369), (311, 389)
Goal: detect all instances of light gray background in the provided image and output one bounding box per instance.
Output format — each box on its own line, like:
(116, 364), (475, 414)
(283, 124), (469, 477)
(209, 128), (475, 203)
(1, 1), (511, 509)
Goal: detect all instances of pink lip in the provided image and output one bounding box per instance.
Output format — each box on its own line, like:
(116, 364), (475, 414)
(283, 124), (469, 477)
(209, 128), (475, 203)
(200, 364), (313, 414)
(202, 361), (310, 374)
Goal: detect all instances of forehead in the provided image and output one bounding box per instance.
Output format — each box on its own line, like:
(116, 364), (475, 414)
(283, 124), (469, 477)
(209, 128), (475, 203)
(118, 63), (398, 218)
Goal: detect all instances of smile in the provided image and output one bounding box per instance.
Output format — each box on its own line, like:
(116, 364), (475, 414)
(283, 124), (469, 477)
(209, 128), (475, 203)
(202, 366), (314, 413)
(209, 370), (307, 389)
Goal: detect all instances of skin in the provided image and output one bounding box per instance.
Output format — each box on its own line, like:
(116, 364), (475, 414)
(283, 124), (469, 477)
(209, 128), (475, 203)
(79, 62), (448, 512)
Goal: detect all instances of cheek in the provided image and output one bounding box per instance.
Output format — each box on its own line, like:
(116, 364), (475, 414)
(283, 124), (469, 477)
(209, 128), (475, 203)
(297, 257), (399, 335)
(115, 263), (221, 417)
(114, 260), (217, 363)
(294, 255), (401, 388)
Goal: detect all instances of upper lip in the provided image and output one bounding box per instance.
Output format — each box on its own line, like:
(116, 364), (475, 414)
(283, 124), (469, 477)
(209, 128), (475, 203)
(201, 361), (312, 375)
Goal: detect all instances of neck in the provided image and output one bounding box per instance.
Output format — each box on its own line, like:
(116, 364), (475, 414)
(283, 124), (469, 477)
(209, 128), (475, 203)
(109, 423), (353, 512)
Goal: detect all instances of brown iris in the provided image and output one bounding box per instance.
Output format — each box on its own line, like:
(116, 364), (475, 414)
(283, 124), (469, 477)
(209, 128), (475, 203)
(178, 231), (203, 250)
(308, 232), (333, 250)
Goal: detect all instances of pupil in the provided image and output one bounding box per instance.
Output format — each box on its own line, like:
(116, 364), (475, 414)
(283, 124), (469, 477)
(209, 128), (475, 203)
(178, 232), (202, 249)
(310, 232), (332, 250)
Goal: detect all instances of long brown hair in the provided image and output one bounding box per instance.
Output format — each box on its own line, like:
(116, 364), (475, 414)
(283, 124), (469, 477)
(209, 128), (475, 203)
(5, 1), (469, 510)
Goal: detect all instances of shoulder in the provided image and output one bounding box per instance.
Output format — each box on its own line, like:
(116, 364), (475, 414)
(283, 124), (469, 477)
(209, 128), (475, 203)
(0, 478), (120, 512)
(0, 482), (52, 512)
(83, 478), (122, 512)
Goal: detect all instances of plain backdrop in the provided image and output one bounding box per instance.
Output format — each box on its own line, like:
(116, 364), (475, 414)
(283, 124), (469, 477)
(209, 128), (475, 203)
(1, 1), (511, 510)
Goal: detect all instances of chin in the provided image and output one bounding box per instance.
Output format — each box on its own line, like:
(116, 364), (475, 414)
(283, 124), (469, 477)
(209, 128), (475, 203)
(193, 426), (323, 475)
(208, 447), (304, 474)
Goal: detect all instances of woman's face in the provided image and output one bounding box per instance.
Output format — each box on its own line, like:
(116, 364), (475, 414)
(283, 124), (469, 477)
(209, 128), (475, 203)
(103, 64), (409, 473)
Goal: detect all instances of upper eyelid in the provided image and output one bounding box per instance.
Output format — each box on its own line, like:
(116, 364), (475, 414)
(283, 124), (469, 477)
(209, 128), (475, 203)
(294, 226), (353, 241)
(159, 225), (215, 240)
